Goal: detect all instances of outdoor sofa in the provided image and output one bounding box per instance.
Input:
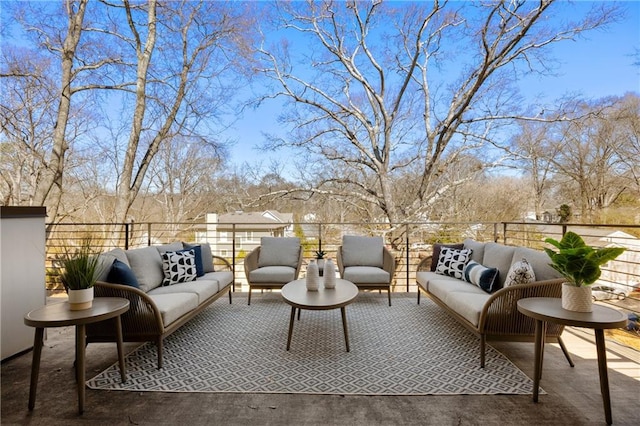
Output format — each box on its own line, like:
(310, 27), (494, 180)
(86, 242), (233, 368)
(416, 238), (574, 368)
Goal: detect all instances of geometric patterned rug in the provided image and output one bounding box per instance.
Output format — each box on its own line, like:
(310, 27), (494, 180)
(87, 293), (540, 395)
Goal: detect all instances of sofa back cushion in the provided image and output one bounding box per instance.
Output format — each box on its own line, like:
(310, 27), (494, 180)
(126, 246), (164, 292)
(96, 248), (129, 282)
(258, 237), (301, 269)
(512, 246), (561, 281)
(482, 243), (517, 287)
(463, 239), (485, 264)
(183, 242), (215, 273)
(342, 235), (384, 268)
(156, 242), (184, 253)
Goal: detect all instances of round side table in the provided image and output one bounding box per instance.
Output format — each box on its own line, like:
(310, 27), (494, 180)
(24, 297), (130, 414)
(517, 297), (627, 425)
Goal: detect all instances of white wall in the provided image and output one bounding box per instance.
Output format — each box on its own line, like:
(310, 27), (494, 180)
(1, 207), (46, 360)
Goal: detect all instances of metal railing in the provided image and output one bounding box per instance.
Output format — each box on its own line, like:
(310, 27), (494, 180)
(45, 220), (639, 324)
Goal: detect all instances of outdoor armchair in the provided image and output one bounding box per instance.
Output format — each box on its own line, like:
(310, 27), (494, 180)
(336, 235), (395, 306)
(244, 237), (303, 305)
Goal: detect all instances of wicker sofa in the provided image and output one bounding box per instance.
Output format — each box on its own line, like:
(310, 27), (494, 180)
(86, 242), (233, 368)
(416, 238), (574, 368)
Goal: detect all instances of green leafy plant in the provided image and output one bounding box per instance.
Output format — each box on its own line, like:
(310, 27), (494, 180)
(58, 238), (105, 290)
(315, 250), (326, 259)
(544, 232), (625, 287)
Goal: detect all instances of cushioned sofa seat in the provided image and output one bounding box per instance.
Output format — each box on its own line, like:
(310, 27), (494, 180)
(200, 271), (234, 287)
(147, 292), (199, 327)
(148, 280), (220, 304)
(443, 292), (492, 327)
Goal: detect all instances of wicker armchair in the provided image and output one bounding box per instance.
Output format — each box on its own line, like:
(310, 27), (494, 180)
(244, 237), (303, 305)
(86, 255), (233, 369)
(336, 235), (396, 306)
(416, 256), (574, 368)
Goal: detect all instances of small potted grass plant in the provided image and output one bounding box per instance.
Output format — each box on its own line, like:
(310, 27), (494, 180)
(315, 250), (326, 276)
(544, 232), (625, 312)
(59, 238), (105, 310)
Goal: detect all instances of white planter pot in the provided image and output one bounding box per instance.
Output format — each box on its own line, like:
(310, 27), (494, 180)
(562, 283), (592, 312)
(68, 287), (94, 311)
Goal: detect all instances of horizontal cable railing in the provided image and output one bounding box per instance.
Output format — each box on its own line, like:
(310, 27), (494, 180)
(45, 220), (639, 329)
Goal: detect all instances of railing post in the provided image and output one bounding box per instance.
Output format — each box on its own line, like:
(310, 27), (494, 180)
(124, 223), (130, 250)
(318, 223), (322, 252)
(501, 222), (506, 244)
(405, 223), (410, 292)
(147, 223), (152, 247)
(232, 224), (236, 292)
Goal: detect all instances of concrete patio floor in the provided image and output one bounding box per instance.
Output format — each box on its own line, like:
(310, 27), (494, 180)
(2, 298), (639, 426)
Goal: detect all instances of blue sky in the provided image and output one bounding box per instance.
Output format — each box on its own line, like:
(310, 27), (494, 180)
(226, 1), (640, 174)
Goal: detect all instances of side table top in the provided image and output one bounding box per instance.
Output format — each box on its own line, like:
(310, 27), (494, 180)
(24, 297), (130, 328)
(517, 297), (627, 329)
(282, 279), (358, 310)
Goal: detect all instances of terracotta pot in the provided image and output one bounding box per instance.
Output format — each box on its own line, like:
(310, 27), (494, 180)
(561, 283), (592, 312)
(68, 287), (94, 310)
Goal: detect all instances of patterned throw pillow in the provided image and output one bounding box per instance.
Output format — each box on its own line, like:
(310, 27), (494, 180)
(161, 249), (197, 286)
(504, 258), (536, 287)
(463, 260), (500, 293)
(435, 247), (472, 279)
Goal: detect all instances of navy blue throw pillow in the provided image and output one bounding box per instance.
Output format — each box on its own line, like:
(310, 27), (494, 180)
(107, 259), (140, 288)
(179, 246), (204, 277)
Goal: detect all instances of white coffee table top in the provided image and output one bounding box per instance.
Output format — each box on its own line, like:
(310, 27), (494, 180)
(281, 278), (358, 310)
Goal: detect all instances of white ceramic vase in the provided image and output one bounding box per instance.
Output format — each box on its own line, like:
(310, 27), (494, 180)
(68, 287), (94, 311)
(561, 283), (593, 312)
(306, 259), (320, 291)
(323, 258), (336, 289)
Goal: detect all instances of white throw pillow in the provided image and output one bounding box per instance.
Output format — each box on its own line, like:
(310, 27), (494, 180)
(435, 247), (472, 279)
(504, 258), (536, 287)
(161, 249), (197, 286)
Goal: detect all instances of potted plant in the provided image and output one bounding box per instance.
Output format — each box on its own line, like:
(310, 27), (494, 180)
(544, 231), (625, 312)
(58, 238), (106, 310)
(315, 250), (326, 276)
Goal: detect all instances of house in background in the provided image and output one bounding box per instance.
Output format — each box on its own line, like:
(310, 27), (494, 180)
(203, 211), (294, 258)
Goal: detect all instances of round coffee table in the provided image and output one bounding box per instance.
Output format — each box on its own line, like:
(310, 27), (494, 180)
(281, 278), (358, 352)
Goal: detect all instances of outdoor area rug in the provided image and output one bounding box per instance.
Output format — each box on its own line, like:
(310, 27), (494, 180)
(87, 293), (540, 395)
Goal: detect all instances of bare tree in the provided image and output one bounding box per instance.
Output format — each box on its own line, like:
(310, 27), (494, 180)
(2, 0), (254, 227)
(255, 0), (622, 230)
(550, 95), (638, 221)
(507, 122), (561, 220)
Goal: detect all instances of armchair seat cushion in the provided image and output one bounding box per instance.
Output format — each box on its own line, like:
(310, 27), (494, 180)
(343, 266), (390, 284)
(249, 266), (297, 284)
